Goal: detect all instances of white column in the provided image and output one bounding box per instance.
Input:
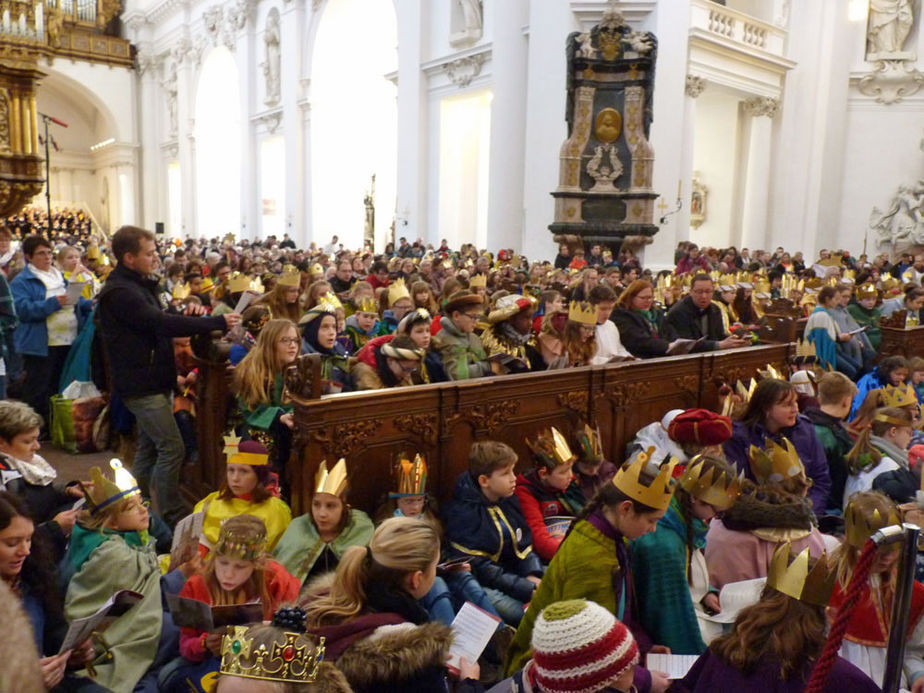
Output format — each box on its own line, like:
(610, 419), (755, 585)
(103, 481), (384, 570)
(394, 0), (428, 245)
(236, 31), (256, 241)
(485, 0), (528, 252)
(281, 1), (305, 245)
(678, 76), (705, 241)
(175, 52), (196, 237)
(739, 97), (777, 252)
(137, 53), (161, 229)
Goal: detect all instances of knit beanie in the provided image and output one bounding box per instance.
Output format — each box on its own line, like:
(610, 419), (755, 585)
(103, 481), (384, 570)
(531, 599), (638, 693)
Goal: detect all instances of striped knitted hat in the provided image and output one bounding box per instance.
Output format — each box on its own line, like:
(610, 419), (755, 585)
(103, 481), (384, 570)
(531, 599), (637, 693)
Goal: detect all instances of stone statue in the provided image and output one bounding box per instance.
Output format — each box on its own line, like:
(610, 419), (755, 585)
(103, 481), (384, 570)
(867, 0), (914, 57)
(586, 144), (623, 192)
(457, 0), (482, 34)
(871, 179), (924, 247)
(262, 10), (281, 106)
(162, 61), (178, 137)
(46, 6), (63, 48)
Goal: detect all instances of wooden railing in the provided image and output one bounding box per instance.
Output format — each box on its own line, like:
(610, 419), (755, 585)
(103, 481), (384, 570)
(190, 343), (793, 516)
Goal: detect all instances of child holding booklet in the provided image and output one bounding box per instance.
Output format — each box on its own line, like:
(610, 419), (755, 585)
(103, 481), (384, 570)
(193, 436), (291, 552)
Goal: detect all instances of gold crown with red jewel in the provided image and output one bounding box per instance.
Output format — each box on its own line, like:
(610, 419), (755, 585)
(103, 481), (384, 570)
(220, 626), (326, 683)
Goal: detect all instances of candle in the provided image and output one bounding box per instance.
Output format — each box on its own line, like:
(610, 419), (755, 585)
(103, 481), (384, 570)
(677, 179), (681, 198)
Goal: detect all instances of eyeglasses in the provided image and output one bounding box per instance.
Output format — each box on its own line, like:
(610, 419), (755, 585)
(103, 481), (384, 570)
(462, 312), (481, 320)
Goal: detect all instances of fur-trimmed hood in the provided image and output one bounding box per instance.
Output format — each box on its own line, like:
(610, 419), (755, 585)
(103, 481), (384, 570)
(720, 488), (816, 532)
(336, 621), (453, 691)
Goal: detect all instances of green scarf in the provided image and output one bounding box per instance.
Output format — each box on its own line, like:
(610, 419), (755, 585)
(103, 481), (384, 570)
(67, 523), (150, 575)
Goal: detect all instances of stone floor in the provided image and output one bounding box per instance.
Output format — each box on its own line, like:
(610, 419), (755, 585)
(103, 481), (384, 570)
(42, 443), (116, 481)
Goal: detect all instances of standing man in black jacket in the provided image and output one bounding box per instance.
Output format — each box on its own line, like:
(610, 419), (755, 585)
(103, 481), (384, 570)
(665, 274), (748, 352)
(98, 226), (240, 525)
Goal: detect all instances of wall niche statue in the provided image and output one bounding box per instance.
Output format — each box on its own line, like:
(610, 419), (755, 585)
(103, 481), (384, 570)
(866, 0), (915, 60)
(450, 0), (482, 48)
(262, 9), (281, 107)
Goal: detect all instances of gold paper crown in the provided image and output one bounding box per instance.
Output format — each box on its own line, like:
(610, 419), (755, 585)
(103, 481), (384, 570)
(277, 269), (301, 287)
(320, 292), (343, 311)
(568, 300), (597, 326)
(767, 543), (837, 607)
(754, 278), (771, 296)
(736, 378), (757, 403)
(200, 277), (215, 293)
(679, 457), (742, 511)
(855, 283), (878, 300)
(758, 363), (783, 381)
(355, 295), (379, 314)
(717, 273), (737, 291)
(220, 626), (325, 683)
(526, 427), (577, 470)
(794, 338), (817, 361)
(844, 502), (901, 549)
(224, 433), (269, 467)
(748, 437), (805, 486)
(881, 384), (917, 409)
(314, 458), (348, 497)
(229, 273), (253, 294)
(310, 263), (324, 276)
(84, 459), (141, 515)
(214, 524), (267, 561)
(172, 283), (191, 300)
(611, 447), (678, 511)
(576, 424), (603, 462)
(818, 254), (843, 267)
(387, 278), (411, 307)
(469, 274), (487, 289)
(736, 271), (754, 288)
(390, 454), (428, 498)
(843, 268), (856, 281)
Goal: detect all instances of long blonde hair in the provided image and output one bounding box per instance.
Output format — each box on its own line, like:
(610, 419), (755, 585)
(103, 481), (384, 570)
(234, 319), (297, 409)
(260, 283), (302, 322)
(300, 516), (440, 627)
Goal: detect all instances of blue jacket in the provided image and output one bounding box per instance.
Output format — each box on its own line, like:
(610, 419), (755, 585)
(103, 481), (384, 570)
(10, 264), (91, 356)
(851, 368), (888, 420)
(443, 472), (543, 602)
(723, 416), (831, 512)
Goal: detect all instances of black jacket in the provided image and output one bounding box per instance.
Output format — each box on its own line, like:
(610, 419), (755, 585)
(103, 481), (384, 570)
(611, 306), (676, 358)
(665, 295), (726, 351)
(98, 263), (226, 398)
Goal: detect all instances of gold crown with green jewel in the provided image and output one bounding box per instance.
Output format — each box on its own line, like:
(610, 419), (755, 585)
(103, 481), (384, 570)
(679, 457), (742, 511)
(611, 447), (678, 511)
(748, 437), (805, 486)
(767, 542), (837, 607)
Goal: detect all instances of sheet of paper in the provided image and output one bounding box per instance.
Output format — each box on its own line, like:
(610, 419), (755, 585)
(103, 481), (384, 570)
(65, 282), (86, 305)
(700, 577), (765, 624)
(848, 325), (868, 335)
(646, 653), (699, 679)
(59, 590), (143, 653)
(446, 601), (502, 673)
(233, 291), (257, 314)
(170, 511), (205, 554)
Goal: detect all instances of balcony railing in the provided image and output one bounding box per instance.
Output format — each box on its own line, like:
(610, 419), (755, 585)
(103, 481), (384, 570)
(690, 0), (787, 58)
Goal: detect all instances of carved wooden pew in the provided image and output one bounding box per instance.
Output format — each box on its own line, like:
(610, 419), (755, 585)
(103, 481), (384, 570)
(878, 323), (924, 360)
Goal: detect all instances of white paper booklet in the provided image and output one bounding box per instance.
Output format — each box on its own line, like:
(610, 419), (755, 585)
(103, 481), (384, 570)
(65, 282), (86, 305)
(646, 653), (699, 679)
(446, 601), (502, 673)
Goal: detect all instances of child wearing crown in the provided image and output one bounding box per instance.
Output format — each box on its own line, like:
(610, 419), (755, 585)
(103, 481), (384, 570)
(274, 458), (373, 585)
(560, 300), (598, 366)
(344, 294), (380, 353)
(298, 300), (351, 394)
(828, 492), (924, 690)
(572, 423), (618, 501)
(379, 278), (414, 334)
(632, 455), (740, 655)
(850, 355), (910, 420)
(253, 270), (302, 323)
(844, 406), (913, 505)
(194, 437), (292, 552)
(705, 436), (828, 590)
(675, 543), (878, 691)
(515, 427), (587, 561)
(63, 460), (192, 692)
(169, 515), (299, 688)
(505, 448), (679, 693)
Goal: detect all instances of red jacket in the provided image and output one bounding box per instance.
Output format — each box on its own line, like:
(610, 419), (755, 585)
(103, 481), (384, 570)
(514, 471), (586, 562)
(178, 559), (300, 662)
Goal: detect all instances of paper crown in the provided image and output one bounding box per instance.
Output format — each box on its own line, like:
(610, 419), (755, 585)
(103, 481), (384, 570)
(469, 274), (487, 289)
(299, 295), (341, 325)
(856, 283), (878, 300)
(214, 523), (267, 561)
(717, 273), (737, 291)
(309, 263), (324, 276)
(389, 454), (428, 497)
(568, 300), (597, 326)
(575, 424), (603, 462)
(220, 625), (325, 684)
(754, 278), (772, 296)
(611, 447), (678, 511)
(527, 427), (577, 470)
(748, 437), (805, 486)
(314, 458), (348, 497)
(735, 378), (757, 404)
(84, 459), (141, 515)
(200, 277), (215, 293)
(767, 543), (837, 607)
(794, 338), (817, 363)
(845, 501), (901, 549)
(172, 283), (191, 300)
(881, 384), (918, 409)
(277, 269), (301, 287)
(229, 273), (255, 294)
(355, 295), (379, 314)
(679, 457), (742, 511)
(224, 433), (269, 467)
(758, 363), (783, 381)
(387, 278), (411, 307)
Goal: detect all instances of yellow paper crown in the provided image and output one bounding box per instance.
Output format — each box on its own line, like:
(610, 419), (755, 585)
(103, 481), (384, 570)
(527, 426), (577, 470)
(568, 300), (597, 326)
(355, 295), (378, 314)
(220, 625), (325, 683)
(754, 278), (772, 296)
(85, 459), (140, 515)
(229, 273), (253, 294)
(717, 273), (737, 291)
(758, 363), (783, 381)
(172, 283), (191, 300)
(277, 269), (301, 287)
(387, 278), (411, 307)
(390, 454), (428, 497)
(314, 458), (348, 497)
(794, 338), (817, 361)
(679, 457), (742, 512)
(467, 274), (486, 289)
(735, 378), (757, 403)
(310, 263), (324, 276)
(748, 437), (805, 486)
(767, 543), (837, 607)
(611, 447), (678, 511)
(845, 502), (901, 549)
(881, 384), (917, 409)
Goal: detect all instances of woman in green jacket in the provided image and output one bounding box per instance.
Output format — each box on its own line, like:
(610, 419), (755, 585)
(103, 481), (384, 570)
(631, 456), (741, 655)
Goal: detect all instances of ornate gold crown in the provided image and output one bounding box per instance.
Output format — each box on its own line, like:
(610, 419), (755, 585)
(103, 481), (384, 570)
(390, 454), (428, 498)
(172, 283), (191, 300)
(355, 295), (379, 314)
(388, 278), (411, 306)
(469, 274), (487, 289)
(748, 437), (805, 486)
(611, 447), (678, 511)
(214, 524), (267, 561)
(881, 384), (917, 409)
(224, 433), (269, 467)
(576, 424), (603, 462)
(527, 427), (577, 470)
(220, 626), (325, 683)
(568, 300), (597, 326)
(845, 502), (901, 549)
(767, 542), (837, 607)
(856, 283), (878, 300)
(314, 458), (348, 497)
(679, 457), (742, 511)
(84, 459), (140, 515)
(794, 338), (817, 362)
(277, 269), (301, 287)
